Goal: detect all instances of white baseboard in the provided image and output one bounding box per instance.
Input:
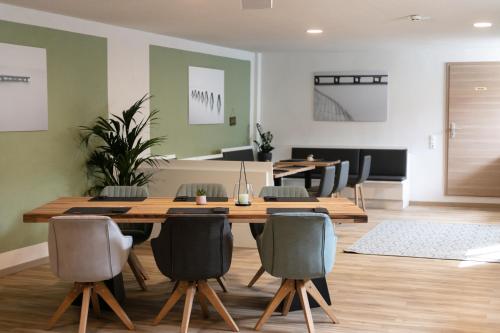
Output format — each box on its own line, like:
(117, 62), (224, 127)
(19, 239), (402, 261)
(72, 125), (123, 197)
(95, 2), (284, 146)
(0, 242), (49, 277)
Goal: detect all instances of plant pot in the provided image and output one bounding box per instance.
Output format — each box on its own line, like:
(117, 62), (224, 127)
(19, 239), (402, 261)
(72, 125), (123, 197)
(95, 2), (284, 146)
(257, 152), (272, 162)
(195, 195), (207, 205)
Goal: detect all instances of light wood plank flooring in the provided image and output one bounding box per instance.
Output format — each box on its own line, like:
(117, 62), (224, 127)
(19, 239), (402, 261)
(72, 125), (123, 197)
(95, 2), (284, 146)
(1, 206), (500, 332)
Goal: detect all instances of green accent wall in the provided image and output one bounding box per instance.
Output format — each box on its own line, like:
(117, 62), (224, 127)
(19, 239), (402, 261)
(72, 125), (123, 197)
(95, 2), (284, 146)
(150, 45), (251, 158)
(0, 21), (108, 253)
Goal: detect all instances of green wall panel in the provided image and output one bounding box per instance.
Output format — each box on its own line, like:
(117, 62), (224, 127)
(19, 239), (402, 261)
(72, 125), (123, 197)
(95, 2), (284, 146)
(150, 45), (251, 158)
(0, 21), (108, 253)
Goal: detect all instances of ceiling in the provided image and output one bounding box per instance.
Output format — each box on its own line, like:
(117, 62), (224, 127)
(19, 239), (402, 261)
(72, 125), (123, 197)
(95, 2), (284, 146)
(2, 0), (500, 51)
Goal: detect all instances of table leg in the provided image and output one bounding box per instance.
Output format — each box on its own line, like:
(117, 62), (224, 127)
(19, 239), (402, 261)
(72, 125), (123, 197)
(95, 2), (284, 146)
(278, 277), (331, 312)
(304, 170), (312, 189)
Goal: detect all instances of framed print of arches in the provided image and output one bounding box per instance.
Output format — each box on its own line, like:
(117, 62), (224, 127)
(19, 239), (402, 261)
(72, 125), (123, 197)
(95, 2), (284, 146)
(188, 66), (224, 124)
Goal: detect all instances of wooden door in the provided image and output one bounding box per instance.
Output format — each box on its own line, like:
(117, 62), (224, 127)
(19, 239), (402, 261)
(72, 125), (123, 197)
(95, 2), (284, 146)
(447, 62), (500, 197)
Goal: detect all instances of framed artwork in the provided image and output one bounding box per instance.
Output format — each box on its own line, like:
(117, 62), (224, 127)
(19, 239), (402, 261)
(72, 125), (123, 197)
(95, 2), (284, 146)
(313, 71), (388, 122)
(0, 42), (48, 131)
(188, 66), (224, 124)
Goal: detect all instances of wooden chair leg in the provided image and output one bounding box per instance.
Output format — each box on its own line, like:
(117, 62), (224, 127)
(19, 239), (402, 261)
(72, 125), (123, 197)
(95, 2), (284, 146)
(305, 280), (339, 324)
(154, 281), (188, 324)
(281, 288), (296, 316)
(354, 184), (359, 206)
(216, 277), (228, 293)
(47, 283), (83, 329)
(78, 285), (91, 333)
(197, 288), (210, 319)
(248, 266), (265, 287)
(255, 279), (295, 331)
(94, 283), (134, 330)
(181, 283), (196, 333)
(90, 288), (101, 317)
(128, 254), (148, 291)
(296, 280), (315, 333)
(359, 184), (366, 211)
(198, 280), (239, 332)
(130, 250), (149, 280)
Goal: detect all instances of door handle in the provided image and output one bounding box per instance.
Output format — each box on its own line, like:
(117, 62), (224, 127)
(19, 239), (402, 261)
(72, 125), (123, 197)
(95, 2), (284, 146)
(449, 122), (456, 139)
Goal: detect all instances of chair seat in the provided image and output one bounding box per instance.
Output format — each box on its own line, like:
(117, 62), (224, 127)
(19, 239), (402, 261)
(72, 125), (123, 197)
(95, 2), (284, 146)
(121, 229), (149, 245)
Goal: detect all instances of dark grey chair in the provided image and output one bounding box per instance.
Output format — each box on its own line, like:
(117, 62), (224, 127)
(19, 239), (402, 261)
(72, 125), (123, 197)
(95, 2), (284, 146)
(151, 215), (239, 332)
(348, 155), (371, 211)
(332, 160), (350, 197)
(100, 185), (152, 291)
(247, 186), (310, 288)
(308, 165), (336, 197)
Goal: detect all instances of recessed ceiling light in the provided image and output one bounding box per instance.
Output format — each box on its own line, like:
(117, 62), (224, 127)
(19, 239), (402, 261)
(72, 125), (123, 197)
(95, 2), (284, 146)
(307, 29), (323, 34)
(473, 22), (492, 28)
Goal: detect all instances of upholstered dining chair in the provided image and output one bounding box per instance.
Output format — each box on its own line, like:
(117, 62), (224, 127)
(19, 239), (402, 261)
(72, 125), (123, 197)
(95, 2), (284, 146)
(151, 215), (239, 333)
(332, 160), (350, 197)
(175, 183), (229, 292)
(175, 183), (228, 197)
(347, 155), (371, 211)
(101, 185), (152, 291)
(254, 213), (338, 333)
(308, 165), (336, 197)
(247, 186), (310, 288)
(47, 216), (134, 333)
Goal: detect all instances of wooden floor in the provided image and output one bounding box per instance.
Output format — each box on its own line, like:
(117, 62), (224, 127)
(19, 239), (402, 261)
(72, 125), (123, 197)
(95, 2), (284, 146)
(2, 205), (500, 333)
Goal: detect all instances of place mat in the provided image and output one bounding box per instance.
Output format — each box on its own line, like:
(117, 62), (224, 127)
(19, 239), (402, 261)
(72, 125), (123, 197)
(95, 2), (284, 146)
(167, 207), (229, 214)
(267, 207), (329, 214)
(89, 196), (147, 202)
(64, 207), (131, 215)
(173, 196), (229, 202)
(263, 197), (319, 202)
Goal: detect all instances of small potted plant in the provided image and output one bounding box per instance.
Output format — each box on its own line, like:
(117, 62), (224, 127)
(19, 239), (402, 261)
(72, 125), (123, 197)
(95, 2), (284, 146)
(195, 188), (207, 205)
(254, 123), (274, 162)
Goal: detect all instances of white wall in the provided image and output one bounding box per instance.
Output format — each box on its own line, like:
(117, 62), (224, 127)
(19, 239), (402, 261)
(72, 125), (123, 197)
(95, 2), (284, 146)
(0, 3), (259, 142)
(260, 45), (500, 203)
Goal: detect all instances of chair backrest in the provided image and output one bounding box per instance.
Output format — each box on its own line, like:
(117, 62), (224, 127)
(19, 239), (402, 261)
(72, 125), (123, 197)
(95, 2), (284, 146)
(259, 186), (309, 198)
(101, 185), (149, 197)
(259, 213), (336, 280)
(151, 215), (233, 281)
(48, 216), (131, 282)
(315, 165), (336, 197)
(222, 147), (255, 161)
(175, 183), (228, 197)
(332, 161), (349, 194)
(357, 155), (372, 183)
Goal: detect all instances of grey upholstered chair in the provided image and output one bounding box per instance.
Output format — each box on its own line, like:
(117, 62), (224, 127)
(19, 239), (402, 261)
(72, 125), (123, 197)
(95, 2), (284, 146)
(254, 213), (338, 333)
(151, 215), (239, 333)
(308, 165), (336, 197)
(175, 183), (228, 197)
(347, 155), (371, 211)
(175, 183), (229, 292)
(247, 186), (310, 288)
(47, 216), (134, 333)
(332, 161), (350, 197)
(101, 185), (152, 291)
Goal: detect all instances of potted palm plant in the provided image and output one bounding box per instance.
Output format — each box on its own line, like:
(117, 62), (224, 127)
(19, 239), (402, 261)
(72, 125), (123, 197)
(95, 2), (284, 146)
(80, 94), (165, 194)
(195, 188), (207, 205)
(254, 123), (274, 162)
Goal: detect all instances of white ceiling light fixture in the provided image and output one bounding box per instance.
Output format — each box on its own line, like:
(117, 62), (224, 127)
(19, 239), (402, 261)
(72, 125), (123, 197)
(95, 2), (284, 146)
(307, 29), (323, 34)
(241, 0), (273, 10)
(473, 22), (493, 28)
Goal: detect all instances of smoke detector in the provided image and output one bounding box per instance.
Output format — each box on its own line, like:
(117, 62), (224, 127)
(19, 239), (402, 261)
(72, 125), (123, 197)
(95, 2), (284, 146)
(409, 15), (431, 22)
(241, 0), (273, 10)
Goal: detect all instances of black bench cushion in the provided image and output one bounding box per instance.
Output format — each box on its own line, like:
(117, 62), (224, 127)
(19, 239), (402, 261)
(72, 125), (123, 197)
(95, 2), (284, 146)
(291, 148), (360, 175)
(360, 149), (407, 181)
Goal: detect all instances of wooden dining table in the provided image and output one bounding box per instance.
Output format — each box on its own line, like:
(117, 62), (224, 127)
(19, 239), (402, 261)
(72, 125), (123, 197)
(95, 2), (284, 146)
(274, 159), (340, 188)
(23, 196), (368, 223)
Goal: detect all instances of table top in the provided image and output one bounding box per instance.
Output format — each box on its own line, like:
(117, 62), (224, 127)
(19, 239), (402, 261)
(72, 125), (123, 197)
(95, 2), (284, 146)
(23, 196), (368, 223)
(274, 160), (340, 168)
(273, 165), (315, 178)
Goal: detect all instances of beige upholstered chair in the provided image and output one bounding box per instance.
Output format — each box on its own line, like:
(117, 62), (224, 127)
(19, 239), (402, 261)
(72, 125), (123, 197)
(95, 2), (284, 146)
(47, 216), (135, 333)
